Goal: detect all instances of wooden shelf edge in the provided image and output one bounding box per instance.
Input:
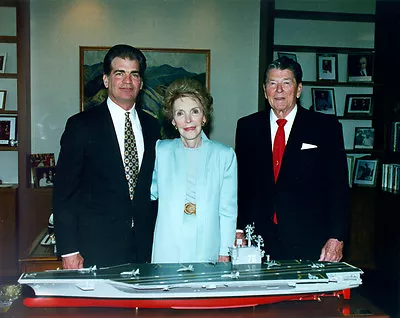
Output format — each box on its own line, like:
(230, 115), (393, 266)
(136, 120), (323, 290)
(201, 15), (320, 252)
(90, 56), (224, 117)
(275, 9), (375, 23)
(0, 145), (17, 151)
(0, 35), (17, 43)
(0, 110), (18, 114)
(302, 81), (374, 87)
(0, 73), (17, 79)
(274, 45), (375, 54)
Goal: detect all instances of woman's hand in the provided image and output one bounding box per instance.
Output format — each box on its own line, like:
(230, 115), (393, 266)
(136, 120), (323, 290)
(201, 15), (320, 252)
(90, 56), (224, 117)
(218, 255), (230, 263)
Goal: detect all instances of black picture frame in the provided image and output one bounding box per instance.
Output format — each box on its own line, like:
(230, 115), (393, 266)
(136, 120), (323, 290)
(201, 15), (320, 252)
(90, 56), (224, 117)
(33, 166), (56, 188)
(277, 52), (297, 62)
(344, 94), (374, 117)
(0, 90), (6, 110)
(353, 158), (379, 187)
(311, 88), (336, 115)
(354, 127), (375, 150)
(347, 53), (374, 82)
(316, 53), (338, 83)
(0, 53), (6, 73)
(0, 114), (17, 146)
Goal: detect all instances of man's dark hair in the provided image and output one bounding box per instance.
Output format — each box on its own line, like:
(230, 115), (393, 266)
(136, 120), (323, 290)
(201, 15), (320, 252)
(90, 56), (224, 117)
(103, 44), (147, 77)
(264, 56), (303, 85)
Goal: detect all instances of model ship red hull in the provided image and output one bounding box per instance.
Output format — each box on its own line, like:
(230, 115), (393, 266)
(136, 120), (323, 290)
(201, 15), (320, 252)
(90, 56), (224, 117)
(19, 261), (361, 309)
(24, 289), (351, 309)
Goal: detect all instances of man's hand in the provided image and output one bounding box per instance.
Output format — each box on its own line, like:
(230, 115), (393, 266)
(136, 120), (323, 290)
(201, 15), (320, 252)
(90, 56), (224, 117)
(218, 255), (230, 263)
(319, 238), (343, 262)
(62, 253), (84, 269)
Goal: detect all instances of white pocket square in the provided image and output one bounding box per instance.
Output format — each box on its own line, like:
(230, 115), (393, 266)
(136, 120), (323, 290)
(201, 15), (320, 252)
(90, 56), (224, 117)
(301, 143), (318, 150)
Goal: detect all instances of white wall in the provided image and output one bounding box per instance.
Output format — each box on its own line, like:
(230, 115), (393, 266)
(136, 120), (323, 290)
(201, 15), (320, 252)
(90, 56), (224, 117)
(30, 0), (261, 160)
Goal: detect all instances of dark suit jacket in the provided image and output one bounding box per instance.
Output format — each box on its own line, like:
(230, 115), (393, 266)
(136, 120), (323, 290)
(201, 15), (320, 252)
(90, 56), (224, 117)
(235, 106), (350, 260)
(53, 102), (160, 267)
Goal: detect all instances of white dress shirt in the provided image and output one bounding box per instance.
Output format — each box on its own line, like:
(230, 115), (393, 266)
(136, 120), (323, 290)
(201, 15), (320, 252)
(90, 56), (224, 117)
(270, 105), (297, 149)
(107, 97), (145, 168)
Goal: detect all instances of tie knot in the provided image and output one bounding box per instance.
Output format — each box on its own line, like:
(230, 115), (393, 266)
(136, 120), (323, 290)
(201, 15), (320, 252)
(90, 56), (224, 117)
(277, 119), (287, 127)
(125, 112), (130, 119)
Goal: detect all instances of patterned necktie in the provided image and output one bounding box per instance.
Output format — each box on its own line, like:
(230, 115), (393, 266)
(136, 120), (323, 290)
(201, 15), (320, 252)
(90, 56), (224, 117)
(272, 119), (287, 225)
(124, 112), (139, 200)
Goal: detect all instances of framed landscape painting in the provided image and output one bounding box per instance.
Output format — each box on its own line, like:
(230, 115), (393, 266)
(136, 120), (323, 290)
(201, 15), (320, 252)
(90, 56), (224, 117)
(80, 47), (210, 119)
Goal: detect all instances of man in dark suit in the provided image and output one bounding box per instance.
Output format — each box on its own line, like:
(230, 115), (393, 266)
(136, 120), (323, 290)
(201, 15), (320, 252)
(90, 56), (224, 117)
(53, 44), (160, 269)
(235, 57), (349, 262)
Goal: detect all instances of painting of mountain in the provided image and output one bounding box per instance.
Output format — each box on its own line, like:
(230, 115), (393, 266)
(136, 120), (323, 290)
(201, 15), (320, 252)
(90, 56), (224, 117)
(80, 47), (210, 119)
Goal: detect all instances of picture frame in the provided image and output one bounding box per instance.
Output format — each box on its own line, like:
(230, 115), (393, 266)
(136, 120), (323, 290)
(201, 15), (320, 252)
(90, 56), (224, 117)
(33, 166), (56, 188)
(30, 153), (56, 168)
(347, 53), (374, 82)
(316, 53), (338, 82)
(80, 47), (211, 118)
(277, 52), (297, 62)
(344, 94), (374, 117)
(346, 155), (355, 187)
(0, 114), (17, 145)
(354, 127), (375, 150)
(353, 158), (379, 187)
(0, 53), (6, 73)
(0, 90), (6, 110)
(311, 88), (336, 115)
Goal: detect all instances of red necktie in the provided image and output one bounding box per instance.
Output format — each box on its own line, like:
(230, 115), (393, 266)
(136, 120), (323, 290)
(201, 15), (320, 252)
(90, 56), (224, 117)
(272, 119), (287, 224)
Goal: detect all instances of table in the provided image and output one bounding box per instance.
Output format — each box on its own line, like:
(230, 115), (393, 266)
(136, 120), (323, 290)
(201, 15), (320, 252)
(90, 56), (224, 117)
(19, 229), (61, 273)
(2, 291), (389, 317)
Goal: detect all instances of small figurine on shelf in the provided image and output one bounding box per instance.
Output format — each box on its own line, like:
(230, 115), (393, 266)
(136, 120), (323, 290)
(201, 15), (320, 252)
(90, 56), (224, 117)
(229, 223), (265, 265)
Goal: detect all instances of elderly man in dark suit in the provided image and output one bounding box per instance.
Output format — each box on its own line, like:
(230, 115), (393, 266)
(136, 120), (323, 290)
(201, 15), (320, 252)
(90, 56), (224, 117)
(235, 57), (349, 262)
(53, 44), (160, 269)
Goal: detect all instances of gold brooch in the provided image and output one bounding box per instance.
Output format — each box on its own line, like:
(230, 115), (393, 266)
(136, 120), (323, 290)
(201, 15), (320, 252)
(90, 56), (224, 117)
(184, 202), (196, 215)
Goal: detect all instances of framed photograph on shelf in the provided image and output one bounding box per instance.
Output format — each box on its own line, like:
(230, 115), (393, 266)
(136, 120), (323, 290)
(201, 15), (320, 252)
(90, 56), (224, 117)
(277, 52), (297, 62)
(311, 88), (336, 115)
(347, 53), (374, 82)
(0, 90), (6, 110)
(0, 53), (6, 73)
(344, 94), (373, 117)
(33, 166), (56, 188)
(30, 153), (56, 167)
(0, 114), (17, 145)
(354, 127), (375, 150)
(353, 158), (379, 187)
(316, 53), (338, 82)
(346, 155), (355, 187)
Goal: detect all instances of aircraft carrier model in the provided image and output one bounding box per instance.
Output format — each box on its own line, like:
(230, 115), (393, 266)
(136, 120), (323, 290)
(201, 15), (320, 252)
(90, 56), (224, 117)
(18, 225), (363, 309)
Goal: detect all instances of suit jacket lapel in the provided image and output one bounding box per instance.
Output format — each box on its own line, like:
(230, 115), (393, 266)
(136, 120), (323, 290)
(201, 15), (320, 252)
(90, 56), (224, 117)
(99, 104), (128, 186)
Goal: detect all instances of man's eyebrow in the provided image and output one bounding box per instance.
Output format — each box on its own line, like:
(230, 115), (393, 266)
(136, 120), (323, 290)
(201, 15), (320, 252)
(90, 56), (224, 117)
(112, 69), (140, 73)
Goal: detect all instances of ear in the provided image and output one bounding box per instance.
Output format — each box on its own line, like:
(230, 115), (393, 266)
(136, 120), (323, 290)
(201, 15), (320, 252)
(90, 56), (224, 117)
(296, 83), (303, 98)
(172, 119), (176, 127)
(263, 84), (268, 99)
(140, 80), (143, 90)
(103, 74), (109, 88)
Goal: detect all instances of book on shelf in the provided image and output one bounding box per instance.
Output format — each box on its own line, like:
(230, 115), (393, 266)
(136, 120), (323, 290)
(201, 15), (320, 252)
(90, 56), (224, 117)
(390, 122), (400, 152)
(381, 163), (400, 193)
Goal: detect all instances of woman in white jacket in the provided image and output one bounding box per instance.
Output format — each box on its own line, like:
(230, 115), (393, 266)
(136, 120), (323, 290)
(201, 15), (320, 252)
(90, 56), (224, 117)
(151, 78), (237, 263)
